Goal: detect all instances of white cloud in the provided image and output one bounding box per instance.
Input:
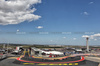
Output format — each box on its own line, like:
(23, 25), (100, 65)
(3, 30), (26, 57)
(90, 35), (94, 39)
(89, 2), (94, 4)
(50, 40), (53, 41)
(94, 39), (97, 40)
(94, 39), (97, 41)
(93, 33), (100, 37)
(73, 38), (76, 40)
(83, 12), (89, 15)
(17, 29), (19, 32)
(0, 0), (41, 25)
(36, 26), (43, 29)
(63, 37), (66, 39)
(82, 33), (100, 39)
(82, 35), (89, 38)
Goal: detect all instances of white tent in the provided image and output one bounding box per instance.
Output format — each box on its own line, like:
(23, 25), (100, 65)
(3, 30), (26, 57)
(31, 47), (63, 55)
(42, 51), (63, 55)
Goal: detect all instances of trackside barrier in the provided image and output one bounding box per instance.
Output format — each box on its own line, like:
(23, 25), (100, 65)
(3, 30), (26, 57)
(71, 53), (100, 56)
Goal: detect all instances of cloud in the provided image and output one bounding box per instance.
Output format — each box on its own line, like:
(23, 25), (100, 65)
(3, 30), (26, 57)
(17, 29), (19, 32)
(94, 39), (97, 41)
(73, 38), (76, 40)
(50, 40), (53, 41)
(90, 35), (94, 39)
(92, 33), (100, 37)
(89, 2), (94, 4)
(36, 26), (43, 29)
(82, 35), (90, 38)
(82, 33), (100, 39)
(0, 0), (41, 25)
(83, 12), (89, 15)
(63, 37), (66, 39)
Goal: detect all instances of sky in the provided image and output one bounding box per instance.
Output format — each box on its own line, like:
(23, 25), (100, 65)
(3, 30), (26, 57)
(0, 0), (100, 45)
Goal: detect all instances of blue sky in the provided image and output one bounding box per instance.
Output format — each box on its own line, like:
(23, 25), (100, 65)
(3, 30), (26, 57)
(0, 0), (100, 45)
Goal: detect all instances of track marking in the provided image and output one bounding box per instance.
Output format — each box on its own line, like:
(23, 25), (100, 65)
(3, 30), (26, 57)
(23, 63), (34, 65)
(69, 63), (73, 65)
(59, 64), (62, 65)
(38, 63), (48, 65)
(8, 57), (18, 59)
(23, 63), (79, 65)
(74, 63), (78, 65)
(63, 64), (67, 65)
(17, 56), (85, 64)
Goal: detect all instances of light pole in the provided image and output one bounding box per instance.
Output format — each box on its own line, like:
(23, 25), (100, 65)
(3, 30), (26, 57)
(86, 37), (89, 52)
(7, 43), (9, 54)
(3, 44), (5, 48)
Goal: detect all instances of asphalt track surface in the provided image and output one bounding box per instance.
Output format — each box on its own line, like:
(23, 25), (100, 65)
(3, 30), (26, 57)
(0, 58), (99, 66)
(14, 50), (85, 64)
(0, 50), (99, 66)
(21, 52), (82, 62)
